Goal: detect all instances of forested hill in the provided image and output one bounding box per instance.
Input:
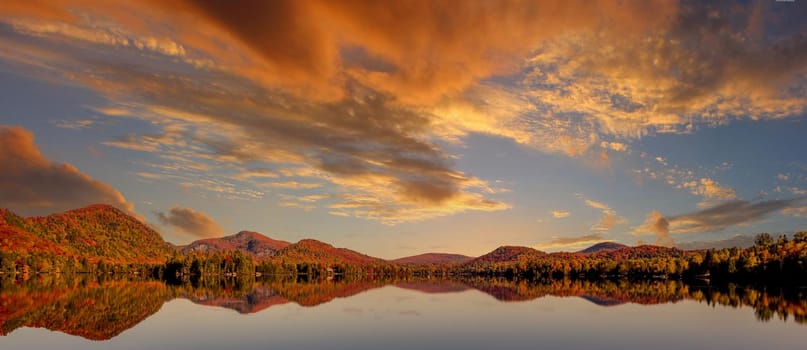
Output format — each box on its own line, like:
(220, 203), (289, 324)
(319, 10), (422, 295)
(180, 231), (291, 260)
(0, 205), (173, 266)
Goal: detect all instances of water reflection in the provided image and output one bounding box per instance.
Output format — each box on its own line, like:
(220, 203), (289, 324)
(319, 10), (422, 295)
(1, 275), (806, 341)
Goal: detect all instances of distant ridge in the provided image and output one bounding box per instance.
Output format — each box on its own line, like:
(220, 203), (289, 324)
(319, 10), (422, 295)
(392, 253), (474, 265)
(181, 231), (291, 260)
(578, 242), (628, 254)
(587, 245), (685, 260)
(466, 246), (546, 265)
(273, 239), (386, 265)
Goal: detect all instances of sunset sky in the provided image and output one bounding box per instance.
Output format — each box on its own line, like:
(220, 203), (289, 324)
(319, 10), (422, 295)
(1, 0), (805, 258)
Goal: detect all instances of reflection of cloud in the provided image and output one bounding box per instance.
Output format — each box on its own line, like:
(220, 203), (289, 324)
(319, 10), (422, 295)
(636, 198), (807, 238)
(156, 206), (224, 238)
(0, 125), (137, 217)
(536, 234), (605, 251)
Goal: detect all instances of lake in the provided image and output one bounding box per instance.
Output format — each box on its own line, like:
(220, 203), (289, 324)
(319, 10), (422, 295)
(1, 276), (806, 349)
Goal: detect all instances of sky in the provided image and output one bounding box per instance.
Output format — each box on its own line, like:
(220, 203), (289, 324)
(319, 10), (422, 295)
(0, 0), (806, 259)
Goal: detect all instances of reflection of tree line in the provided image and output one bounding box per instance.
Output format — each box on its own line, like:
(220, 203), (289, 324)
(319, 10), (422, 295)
(464, 278), (807, 324)
(0, 274), (170, 340)
(2, 275), (807, 341)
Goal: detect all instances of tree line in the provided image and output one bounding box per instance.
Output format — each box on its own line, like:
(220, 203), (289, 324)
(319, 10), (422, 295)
(3, 232), (806, 285)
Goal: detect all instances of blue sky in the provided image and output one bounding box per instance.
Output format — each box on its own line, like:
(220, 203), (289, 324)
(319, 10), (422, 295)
(0, 1), (805, 258)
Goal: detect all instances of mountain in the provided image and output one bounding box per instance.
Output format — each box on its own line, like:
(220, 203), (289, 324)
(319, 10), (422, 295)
(0, 205), (172, 264)
(181, 231), (291, 260)
(392, 253), (474, 265)
(578, 242), (628, 254)
(272, 239), (385, 265)
(469, 246), (546, 264)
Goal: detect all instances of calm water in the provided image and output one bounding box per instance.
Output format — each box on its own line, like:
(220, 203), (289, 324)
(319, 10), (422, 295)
(1, 276), (806, 350)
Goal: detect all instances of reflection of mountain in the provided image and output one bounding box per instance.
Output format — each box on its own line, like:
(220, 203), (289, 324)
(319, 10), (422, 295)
(181, 284), (290, 314)
(3, 276), (807, 341)
(177, 278), (388, 313)
(578, 295), (627, 306)
(394, 280), (471, 294)
(392, 253), (474, 265)
(0, 277), (172, 340)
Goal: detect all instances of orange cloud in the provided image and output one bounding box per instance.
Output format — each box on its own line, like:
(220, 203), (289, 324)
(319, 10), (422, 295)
(551, 210), (570, 219)
(0, 0), (679, 104)
(2, 1), (805, 225)
(0, 125), (136, 217)
(156, 206), (224, 239)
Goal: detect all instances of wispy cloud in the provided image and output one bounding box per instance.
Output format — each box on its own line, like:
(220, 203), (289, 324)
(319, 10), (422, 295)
(552, 210), (570, 219)
(635, 198), (807, 242)
(783, 205), (807, 218)
(51, 118), (99, 130)
(579, 196), (627, 232)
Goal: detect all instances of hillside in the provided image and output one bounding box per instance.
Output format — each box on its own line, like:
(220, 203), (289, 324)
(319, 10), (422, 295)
(588, 245), (685, 260)
(578, 242), (628, 254)
(181, 231), (291, 260)
(271, 239), (385, 266)
(467, 246), (546, 265)
(0, 205), (173, 264)
(392, 253), (474, 265)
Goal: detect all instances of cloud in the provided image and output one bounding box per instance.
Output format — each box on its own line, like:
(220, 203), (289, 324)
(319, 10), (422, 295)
(0, 125), (136, 217)
(156, 206), (224, 239)
(581, 197), (627, 232)
(552, 210), (570, 218)
(636, 211), (675, 247)
(266, 181), (323, 190)
(1, 1), (805, 225)
(536, 234), (605, 251)
(633, 155), (739, 204)
(682, 178), (737, 201)
(522, 2), (807, 143)
(635, 198), (807, 239)
(783, 205), (807, 218)
(670, 199), (805, 233)
(51, 118), (98, 130)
